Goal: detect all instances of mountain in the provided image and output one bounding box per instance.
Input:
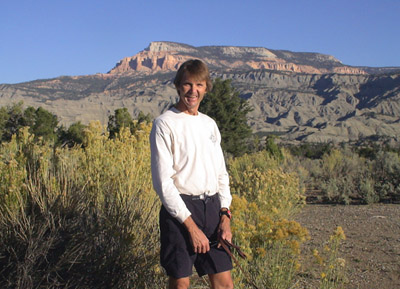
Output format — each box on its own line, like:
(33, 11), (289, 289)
(109, 41), (368, 75)
(1, 41), (399, 143)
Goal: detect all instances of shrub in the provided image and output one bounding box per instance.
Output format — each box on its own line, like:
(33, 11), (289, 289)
(309, 148), (374, 204)
(313, 226), (347, 289)
(228, 151), (308, 288)
(359, 178), (378, 204)
(287, 142), (333, 160)
(0, 123), (164, 288)
(373, 151), (400, 202)
(265, 136), (283, 161)
(285, 144), (400, 204)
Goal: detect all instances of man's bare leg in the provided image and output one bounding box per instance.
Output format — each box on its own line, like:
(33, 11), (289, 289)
(209, 271), (234, 289)
(169, 276), (190, 289)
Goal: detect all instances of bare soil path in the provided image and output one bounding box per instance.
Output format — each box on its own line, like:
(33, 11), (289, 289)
(295, 204), (400, 289)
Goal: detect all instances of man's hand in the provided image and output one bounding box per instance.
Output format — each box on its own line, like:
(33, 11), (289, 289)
(183, 216), (210, 253)
(218, 214), (232, 246)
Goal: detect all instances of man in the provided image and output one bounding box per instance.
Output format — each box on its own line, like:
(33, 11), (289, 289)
(150, 59), (234, 289)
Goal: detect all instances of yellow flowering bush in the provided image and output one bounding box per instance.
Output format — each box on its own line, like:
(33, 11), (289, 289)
(0, 131), (28, 213)
(228, 151), (308, 288)
(313, 226), (348, 289)
(0, 123), (164, 288)
(229, 150), (305, 219)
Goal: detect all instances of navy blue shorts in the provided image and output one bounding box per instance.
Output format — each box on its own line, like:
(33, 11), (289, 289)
(159, 194), (232, 278)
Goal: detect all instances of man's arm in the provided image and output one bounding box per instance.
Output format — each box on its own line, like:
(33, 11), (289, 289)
(150, 119), (192, 223)
(213, 125), (233, 244)
(218, 209), (232, 244)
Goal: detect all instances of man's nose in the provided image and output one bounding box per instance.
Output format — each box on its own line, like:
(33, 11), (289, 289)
(189, 85), (196, 93)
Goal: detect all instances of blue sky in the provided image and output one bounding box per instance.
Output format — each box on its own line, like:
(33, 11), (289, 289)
(1, 0), (399, 84)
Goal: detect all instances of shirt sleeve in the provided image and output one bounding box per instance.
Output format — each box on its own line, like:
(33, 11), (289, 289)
(150, 119), (191, 223)
(215, 125), (232, 209)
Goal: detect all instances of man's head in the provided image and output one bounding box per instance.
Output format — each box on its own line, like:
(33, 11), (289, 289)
(174, 60), (212, 115)
(174, 59), (212, 93)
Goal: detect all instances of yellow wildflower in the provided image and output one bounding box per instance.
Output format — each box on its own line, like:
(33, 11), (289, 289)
(336, 257), (346, 267)
(333, 226), (346, 240)
(313, 249), (324, 265)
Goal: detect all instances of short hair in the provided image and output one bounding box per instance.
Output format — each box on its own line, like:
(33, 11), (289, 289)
(174, 59), (213, 92)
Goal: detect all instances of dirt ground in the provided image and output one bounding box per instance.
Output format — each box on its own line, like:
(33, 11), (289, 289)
(294, 204), (400, 289)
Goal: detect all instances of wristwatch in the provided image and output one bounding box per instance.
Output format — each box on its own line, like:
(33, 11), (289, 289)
(219, 208), (232, 220)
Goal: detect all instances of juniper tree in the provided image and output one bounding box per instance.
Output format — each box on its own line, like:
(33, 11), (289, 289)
(200, 78), (253, 157)
(107, 108), (133, 138)
(31, 107), (58, 141)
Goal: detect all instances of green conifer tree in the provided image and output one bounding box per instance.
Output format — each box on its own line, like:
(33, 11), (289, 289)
(31, 107), (58, 141)
(1, 102), (25, 142)
(107, 108), (133, 138)
(200, 78), (253, 157)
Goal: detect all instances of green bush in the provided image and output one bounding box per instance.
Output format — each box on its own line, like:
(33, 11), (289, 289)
(373, 151), (400, 202)
(358, 178), (378, 204)
(299, 148), (378, 204)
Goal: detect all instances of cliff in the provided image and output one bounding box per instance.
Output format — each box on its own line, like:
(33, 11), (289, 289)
(108, 42), (367, 75)
(1, 42), (399, 143)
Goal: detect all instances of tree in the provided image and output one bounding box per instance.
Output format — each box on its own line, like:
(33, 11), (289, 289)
(107, 108), (133, 138)
(108, 108), (153, 137)
(265, 135), (283, 160)
(0, 106), (8, 140)
(200, 78), (253, 157)
(131, 111), (153, 133)
(31, 107), (58, 141)
(58, 121), (87, 147)
(0, 103), (58, 143)
(23, 106), (37, 128)
(1, 102), (25, 142)
(137, 111), (152, 125)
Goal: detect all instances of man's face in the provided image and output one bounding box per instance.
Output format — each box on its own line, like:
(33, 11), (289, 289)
(175, 72), (207, 115)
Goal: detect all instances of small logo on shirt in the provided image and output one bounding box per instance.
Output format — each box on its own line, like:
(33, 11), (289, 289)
(210, 134), (217, 143)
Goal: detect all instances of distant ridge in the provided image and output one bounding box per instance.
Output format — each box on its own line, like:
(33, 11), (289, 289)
(1, 41), (399, 143)
(108, 41), (367, 75)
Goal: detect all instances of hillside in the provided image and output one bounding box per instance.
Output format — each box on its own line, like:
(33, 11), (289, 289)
(1, 41), (399, 143)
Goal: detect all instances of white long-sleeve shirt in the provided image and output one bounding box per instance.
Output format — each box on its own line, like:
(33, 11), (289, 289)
(150, 107), (232, 223)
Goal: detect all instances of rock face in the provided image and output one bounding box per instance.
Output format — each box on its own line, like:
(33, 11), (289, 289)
(108, 41), (367, 75)
(1, 42), (400, 143)
(228, 71), (400, 142)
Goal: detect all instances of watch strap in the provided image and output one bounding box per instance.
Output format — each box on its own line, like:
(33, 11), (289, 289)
(219, 209), (232, 219)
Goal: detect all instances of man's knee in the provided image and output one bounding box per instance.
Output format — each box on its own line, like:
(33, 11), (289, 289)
(218, 280), (234, 289)
(169, 276), (190, 289)
(209, 271), (234, 289)
(215, 281), (233, 289)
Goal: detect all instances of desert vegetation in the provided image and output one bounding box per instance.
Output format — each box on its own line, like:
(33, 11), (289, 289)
(1, 121), (354, 288)
(1, 79), (399, 288)
(0, 123), (162, 288)
(283, 142), (400, 205)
